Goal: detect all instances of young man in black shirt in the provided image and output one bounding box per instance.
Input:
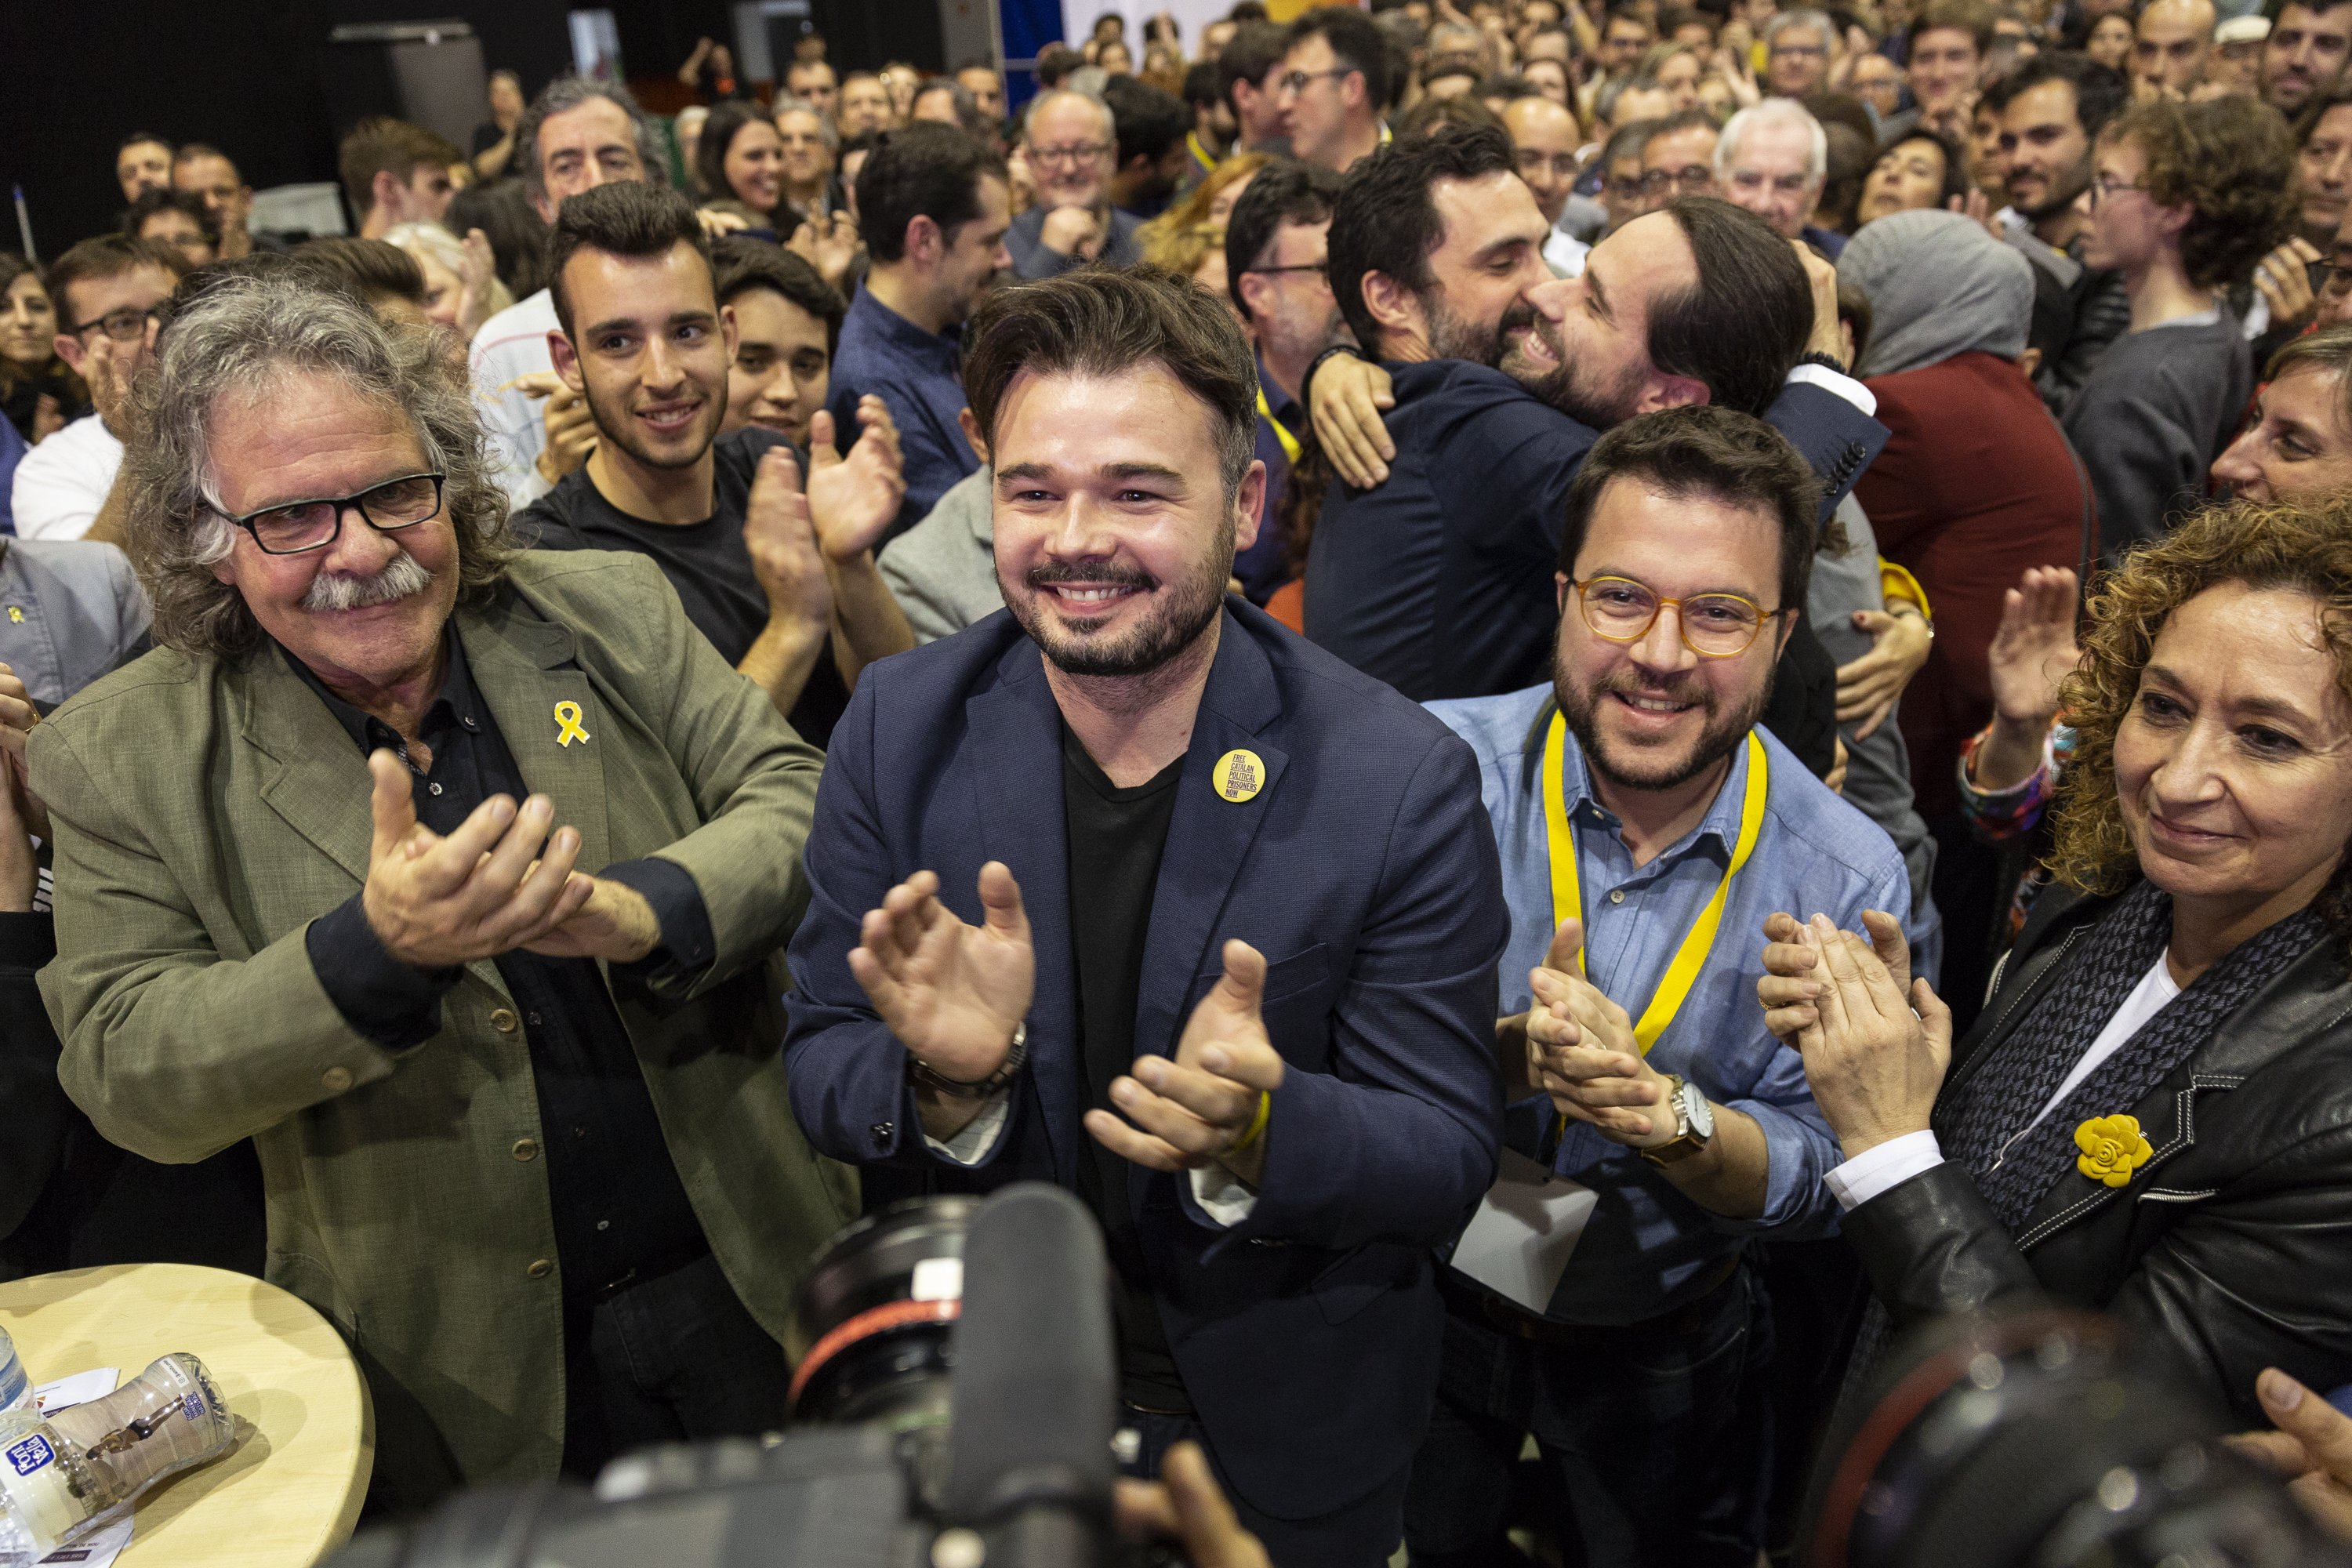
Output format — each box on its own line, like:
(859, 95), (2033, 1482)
(517, 184), (912, 747)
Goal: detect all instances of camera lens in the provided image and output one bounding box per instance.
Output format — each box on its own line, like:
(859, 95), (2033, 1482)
(785, 1196), (977, 1430)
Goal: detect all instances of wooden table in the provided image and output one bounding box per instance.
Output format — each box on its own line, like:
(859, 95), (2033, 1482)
(0, 1263), (373, 1568)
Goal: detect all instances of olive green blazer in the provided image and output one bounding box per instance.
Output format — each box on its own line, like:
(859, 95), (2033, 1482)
(31, 549), (857, 1508)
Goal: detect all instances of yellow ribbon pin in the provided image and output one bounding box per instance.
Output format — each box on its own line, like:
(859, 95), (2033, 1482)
(1214, 749), (1265, 802)
(2074, 1114), (2153, 1188)
(553, 700), (591, 747)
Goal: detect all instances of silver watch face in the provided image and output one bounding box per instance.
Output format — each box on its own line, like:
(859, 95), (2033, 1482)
(1682, 1080), (1715, 1140)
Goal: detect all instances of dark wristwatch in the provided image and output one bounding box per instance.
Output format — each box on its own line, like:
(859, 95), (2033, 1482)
(1795, 350), (1850, 376)
(1301, 341), (1367, 408)
(908, 1023), (1028, 1101)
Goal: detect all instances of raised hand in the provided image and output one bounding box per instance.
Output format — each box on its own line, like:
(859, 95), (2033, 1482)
(804, 400), (906, 563)
(848, 863), (1036, 1084)
(2252, 238), (2322, 328)
(456, 227), (499, 337)
(360, 750), (595, 968)
(788, 209), (862, 290)
(1308, 355), (1397, 490)
(1783, 913), (1949, 1159)
(1088, 939), (1288, 1186)
(527, 376), (598, 485)
(742, 445), (833, 626)
(1987, 565), (2081, 729)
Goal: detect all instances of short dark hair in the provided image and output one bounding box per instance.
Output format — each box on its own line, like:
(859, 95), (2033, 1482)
(1225, 158), (1342, 314)
(1913, 0), (1996, 56)
(46, 234), (188, 326)
(1648, 197), (1813, 416)
(1327, 122), (1515, 351)
(1219, 21), (1293, 112)
(292, 236), (427, 305)
(122, 188), (218, 246)
(1036, 46), (1087, 89)
(713, 234), (846, 351)
(546, 180), (712, 333)
(1982, 50), (2130, 141)
(1183, 60), (1224, 109)
(1104, 74), (1191, 168)
(1557, 405), (1820, 614)
(1287, 6), (1394, 110)
(1602, 115), (1666, 169)
(117, 132), (171, 158)
(338, 116), (461, 216)
(857, 122), (1007, 266)
(1396, 95), (1507, 140)
(696, 102), (776, 208)
(964, 267), (1260, 499)
(172, 142), (237, 177)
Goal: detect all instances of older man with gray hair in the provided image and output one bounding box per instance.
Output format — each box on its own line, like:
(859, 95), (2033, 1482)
(1009, 88), (1145, 277)
(1718, 97), (1845, 257)
(31, 274), (854, 1508)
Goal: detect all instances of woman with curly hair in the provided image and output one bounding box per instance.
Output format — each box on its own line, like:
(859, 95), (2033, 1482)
(2062, 95), (2300, 565)
(1756, 496), (2352, 1424)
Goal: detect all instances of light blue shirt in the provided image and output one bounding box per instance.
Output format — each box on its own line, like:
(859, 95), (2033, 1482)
(1429, 683), (1918, 1324)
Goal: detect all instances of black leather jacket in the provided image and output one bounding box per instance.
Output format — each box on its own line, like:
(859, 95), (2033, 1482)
(1843, 882), (2352, 1424)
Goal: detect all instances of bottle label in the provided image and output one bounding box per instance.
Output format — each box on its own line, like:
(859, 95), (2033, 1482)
(3, 1436), (51, 1477)
(0, 1428), (86, 1554)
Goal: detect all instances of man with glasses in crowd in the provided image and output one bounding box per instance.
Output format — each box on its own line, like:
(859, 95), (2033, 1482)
(33, 270), (855, 1510)
(1636, 110), (1721, 216)
(1407, 405), (1909, 1568)
(1007, 90), (1144, 278)
(9, 235), (186, 541)
(1277, 6), (1392, 172)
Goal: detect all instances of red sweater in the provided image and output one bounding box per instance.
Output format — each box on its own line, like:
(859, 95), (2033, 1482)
(1858, 351), (2092, 816)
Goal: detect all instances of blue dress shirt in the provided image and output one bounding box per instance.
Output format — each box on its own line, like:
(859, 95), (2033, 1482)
(1430, 683), (1918, 1324)
(826, 286), (978, 540)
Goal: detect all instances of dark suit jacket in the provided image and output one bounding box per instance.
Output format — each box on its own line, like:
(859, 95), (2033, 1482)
(1845, 884), (2352, 1423)
(785, 601), (1508, 1521)
(1301, 360), (1889, 702)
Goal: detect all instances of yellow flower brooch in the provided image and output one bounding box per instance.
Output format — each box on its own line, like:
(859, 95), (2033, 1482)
(2074, 1114), (2154, 1188)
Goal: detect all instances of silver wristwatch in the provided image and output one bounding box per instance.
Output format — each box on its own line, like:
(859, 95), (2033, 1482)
(1640, 1074), (1716, 1167)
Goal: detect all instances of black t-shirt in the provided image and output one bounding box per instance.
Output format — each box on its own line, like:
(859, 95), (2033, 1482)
(1061, 723), (1190, 1413)
(517, 428), (850, 748)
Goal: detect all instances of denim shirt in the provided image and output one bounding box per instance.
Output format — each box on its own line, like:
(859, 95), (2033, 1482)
(1429, 683), (1916, 1323)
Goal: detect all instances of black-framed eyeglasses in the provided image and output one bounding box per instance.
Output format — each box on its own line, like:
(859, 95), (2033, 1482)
(214, 473), (446, 555)
(1278, 66), (1354, 95)
(1638, 165), (1716, 197)
(1570, 575), (1788, 657)
(1240, 263), (1327, 278)
(2085, 176), (2147, 206)
(70, 304), (164, 341)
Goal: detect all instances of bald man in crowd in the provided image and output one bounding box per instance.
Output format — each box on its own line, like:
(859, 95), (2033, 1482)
(1504, 96), (1593, 274)
(2132, 0), (2217, 95)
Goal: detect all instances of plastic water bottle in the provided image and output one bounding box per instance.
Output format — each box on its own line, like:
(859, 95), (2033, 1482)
(0, 1354), (236, 1565)
(0, 1333), (26, 1416)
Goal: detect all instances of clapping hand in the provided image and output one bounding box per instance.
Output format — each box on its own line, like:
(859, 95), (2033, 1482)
(804, 400), (906, 563)
(361, 750), (596, 968)
(849, 863), (1036, 1087)
(1755, 911), (1948, 1159)
(742, 445), (833, 627)
(1524, 919), (1680, 1147)
(1087, 939), (1288, 1187)
(0, 662), (50, 842)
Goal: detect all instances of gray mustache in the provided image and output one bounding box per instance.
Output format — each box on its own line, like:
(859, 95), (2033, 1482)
(299, 549), (434, 612)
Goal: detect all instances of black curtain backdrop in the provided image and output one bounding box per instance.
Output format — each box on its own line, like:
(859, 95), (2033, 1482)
(0, 0), (759, 262)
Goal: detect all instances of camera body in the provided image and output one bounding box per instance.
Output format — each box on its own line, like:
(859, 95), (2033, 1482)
(326, 1186), (1134, 1568)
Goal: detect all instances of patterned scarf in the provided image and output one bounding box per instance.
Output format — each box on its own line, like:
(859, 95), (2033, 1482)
(1840, 881), (2326, 1405)
(1944, 879), (2327, 1232)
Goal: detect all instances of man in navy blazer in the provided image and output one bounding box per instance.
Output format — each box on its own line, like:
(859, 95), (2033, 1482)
(785, 268), (1507, 1565)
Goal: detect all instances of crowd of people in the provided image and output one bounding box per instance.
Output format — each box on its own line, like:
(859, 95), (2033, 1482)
(9, 0), (2352, 1563)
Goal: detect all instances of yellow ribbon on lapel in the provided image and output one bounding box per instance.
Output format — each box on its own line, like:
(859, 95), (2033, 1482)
(553, 700), (591, 747)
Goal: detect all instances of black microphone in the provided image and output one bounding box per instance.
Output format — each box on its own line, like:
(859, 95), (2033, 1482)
(942, 1181), (1118, 1561)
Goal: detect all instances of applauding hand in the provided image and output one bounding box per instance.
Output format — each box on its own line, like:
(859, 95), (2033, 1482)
(1525, 919), (1682, 1147)
(1756, 910), (1948, 1159)
(1088, 939), (1287, 1187)
(804, 400), (906, 563)
(849, 863), (1036, 1091)
(361, 750), (595, 967)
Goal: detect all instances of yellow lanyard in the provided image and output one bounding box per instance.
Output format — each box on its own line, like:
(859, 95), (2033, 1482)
(1540, 710), (1769, 1054)
(1258, 388), (1301, 465)
(1187, 130), (1217, 174)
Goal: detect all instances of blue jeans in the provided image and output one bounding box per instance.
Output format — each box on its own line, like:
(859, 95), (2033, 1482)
(1122, 1405), (1412, 1568)
(1403, 1265), (1774, 1568)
